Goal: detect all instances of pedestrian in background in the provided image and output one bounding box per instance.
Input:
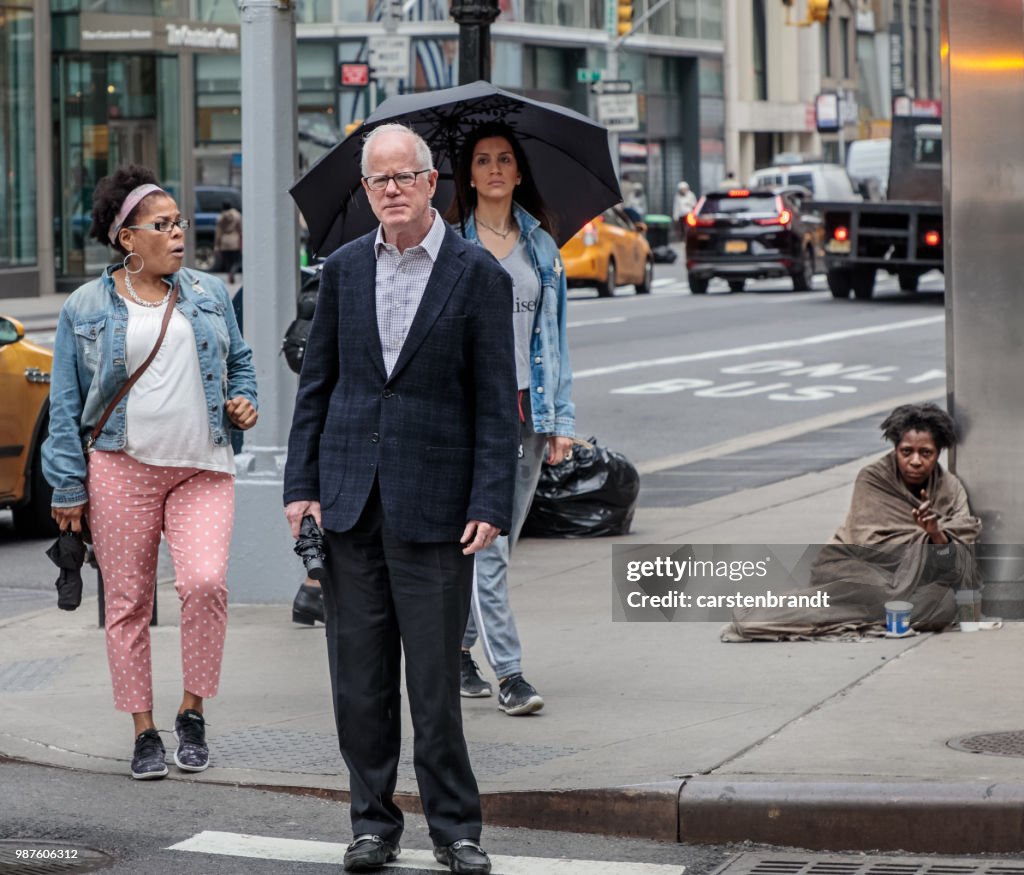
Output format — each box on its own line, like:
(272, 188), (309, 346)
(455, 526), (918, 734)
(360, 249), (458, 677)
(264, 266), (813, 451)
(43, 165), (258, 780)
(284, 124), (517, 875)
(444, 121), (575, 716)
(672, 180), (697, 241)
(214, 199), (242, 283)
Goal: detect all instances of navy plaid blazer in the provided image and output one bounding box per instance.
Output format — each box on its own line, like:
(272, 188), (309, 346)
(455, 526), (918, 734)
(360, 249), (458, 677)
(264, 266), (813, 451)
(283, 224), (519, 542)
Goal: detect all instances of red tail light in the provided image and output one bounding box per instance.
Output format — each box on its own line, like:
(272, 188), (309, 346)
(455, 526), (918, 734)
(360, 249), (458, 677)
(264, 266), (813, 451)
(833, 226), (850, 242)
(756, 209), (793, 227)
(924, 230), (941, 247)
(727, 189), (750, 197)
(687, 212), (714, 228)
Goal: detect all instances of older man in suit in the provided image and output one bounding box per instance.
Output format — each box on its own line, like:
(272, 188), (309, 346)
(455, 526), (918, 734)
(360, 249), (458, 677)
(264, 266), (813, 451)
(284, 124), (516, 875)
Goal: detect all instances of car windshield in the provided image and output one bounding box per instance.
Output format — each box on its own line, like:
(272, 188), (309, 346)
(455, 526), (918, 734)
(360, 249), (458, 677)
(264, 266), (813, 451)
(701, 195), (778, 215)
(196, 189), (241, 212)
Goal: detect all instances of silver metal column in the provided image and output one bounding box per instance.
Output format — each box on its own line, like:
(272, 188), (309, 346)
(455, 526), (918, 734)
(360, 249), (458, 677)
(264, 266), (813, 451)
(229, 0), (306, 596)
(33, 0), (55, 297)
(941, 0), (1024, 616)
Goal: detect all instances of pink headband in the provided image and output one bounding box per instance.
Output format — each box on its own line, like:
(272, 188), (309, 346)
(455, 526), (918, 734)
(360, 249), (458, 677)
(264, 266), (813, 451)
(108, 184), (165, 244)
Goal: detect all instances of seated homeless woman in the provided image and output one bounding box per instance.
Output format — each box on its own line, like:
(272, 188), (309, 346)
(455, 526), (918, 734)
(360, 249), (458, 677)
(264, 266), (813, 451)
(43, 165), (258, 778)
(722, 403), (982, 641)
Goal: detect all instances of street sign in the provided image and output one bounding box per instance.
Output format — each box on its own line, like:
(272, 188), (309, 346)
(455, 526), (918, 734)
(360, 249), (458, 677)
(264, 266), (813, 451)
(596, 93), (639, 132)
(591, 79), (632, 95)
(368, 35), (410, 79)
(576, 68), (603, 83)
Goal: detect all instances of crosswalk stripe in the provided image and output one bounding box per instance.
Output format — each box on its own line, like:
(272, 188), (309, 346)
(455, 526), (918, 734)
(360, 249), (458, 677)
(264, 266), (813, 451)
(168, 830), (686, 873)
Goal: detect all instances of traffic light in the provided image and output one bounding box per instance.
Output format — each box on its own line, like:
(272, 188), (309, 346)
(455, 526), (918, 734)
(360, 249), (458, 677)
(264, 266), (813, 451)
(807, 0), (829, 23)
(344, 119), (363, 137)
(616, 0), (633, 37)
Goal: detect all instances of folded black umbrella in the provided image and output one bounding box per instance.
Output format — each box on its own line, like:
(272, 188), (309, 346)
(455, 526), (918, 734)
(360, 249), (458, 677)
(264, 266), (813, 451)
(290, 80), (622, 257)
(46, 530), (87, 611)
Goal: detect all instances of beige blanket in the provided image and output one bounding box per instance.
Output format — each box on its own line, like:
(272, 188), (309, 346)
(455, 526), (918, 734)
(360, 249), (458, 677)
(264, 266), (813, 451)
(722, 452), (982, 641)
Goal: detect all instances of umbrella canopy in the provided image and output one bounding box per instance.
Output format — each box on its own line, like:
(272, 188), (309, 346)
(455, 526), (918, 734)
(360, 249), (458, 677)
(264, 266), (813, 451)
(290, 81), (622, 257)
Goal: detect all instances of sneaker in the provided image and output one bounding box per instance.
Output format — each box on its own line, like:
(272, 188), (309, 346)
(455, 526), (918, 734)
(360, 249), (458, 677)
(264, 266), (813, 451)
(497, 674), (544, 716)
(173, 709), (210, 772)
(130, 728), (168, 780)
(460, 651), (492, 698)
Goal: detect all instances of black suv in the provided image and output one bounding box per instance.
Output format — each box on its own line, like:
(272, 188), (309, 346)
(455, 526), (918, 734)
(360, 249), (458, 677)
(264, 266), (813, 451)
(684, 186), (822, 293)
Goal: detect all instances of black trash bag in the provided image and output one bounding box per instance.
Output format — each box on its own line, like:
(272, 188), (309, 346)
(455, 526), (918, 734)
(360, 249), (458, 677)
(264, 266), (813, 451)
(521, 438), (640, 538)
(652, 245), (678, 264)
(45, 529), (88, 611)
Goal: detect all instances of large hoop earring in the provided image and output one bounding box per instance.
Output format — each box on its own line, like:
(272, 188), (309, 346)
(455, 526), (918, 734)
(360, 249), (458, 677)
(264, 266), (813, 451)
(123, 252), (144, 275)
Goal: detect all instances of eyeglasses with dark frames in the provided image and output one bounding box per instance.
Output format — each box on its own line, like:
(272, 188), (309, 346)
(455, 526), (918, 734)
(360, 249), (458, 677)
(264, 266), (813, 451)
(125, 218), (191, 233)
(362, 169), (432, 191)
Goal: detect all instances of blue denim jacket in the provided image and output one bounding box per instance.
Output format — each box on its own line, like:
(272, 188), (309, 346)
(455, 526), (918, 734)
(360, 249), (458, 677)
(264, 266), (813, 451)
(461, 203), (575, 437)
(43, 266), (257, 507)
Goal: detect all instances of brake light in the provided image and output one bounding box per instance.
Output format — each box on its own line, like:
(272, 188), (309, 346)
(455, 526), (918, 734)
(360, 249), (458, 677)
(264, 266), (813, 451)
(686, 212), (714, 228)
(581, 221), (598, 246)
(833, 226), (850, 242)
(924, 230), (941, 247)
(755, 209), (793, 227)
(728, 189), (750, 197)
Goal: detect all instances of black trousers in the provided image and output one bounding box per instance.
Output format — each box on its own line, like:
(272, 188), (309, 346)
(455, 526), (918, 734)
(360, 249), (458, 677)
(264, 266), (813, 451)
(322, 480), (481, 846)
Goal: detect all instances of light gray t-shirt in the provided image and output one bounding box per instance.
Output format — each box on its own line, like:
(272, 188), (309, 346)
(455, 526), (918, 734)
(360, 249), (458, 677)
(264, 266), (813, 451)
(499, 237), (541, 390)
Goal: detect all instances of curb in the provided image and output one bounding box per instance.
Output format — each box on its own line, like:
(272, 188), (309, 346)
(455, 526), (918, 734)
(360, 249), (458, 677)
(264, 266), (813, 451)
(678, 779), (1024, 854)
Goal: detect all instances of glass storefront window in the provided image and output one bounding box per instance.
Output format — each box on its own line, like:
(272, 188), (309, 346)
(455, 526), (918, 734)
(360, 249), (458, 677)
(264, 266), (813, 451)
(55, 53), (180, 276)
(196, 53), (240, 144)
(53, 0), (188, 14)
(524, 0), (556, 25)
(676, 0), (698, 37)
(700, 0), (722, 39)
(298, 41), (335, 92)
(1, 6), (37, 268)
(195, 0), (240, 22)
(297, 0), (334, 22)
(556, 0), (586, 27)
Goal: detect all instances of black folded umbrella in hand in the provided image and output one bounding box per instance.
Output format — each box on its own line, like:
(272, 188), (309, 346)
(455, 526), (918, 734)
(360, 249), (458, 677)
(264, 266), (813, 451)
(45, 530), (88, 611)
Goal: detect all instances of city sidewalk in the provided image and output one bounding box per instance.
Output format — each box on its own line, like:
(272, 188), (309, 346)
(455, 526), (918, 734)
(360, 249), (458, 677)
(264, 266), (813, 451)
(3, 453), (1022, 856)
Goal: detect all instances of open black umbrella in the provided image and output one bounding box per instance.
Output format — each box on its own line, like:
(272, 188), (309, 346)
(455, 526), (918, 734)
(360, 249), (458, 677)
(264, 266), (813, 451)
(290, 81), (622, 257)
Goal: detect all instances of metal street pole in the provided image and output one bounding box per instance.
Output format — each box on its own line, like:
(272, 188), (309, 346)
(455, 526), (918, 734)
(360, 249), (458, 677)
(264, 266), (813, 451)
(231, 0), (307, 593)
(605, 0), (621, 179)
(451, 0), (500, 84)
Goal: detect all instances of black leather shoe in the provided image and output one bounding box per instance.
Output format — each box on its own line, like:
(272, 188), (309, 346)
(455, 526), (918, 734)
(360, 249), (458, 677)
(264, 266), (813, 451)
(343, 834), (399, 871)
(292, 582), (325, 625)
(433, 839), (491, 875)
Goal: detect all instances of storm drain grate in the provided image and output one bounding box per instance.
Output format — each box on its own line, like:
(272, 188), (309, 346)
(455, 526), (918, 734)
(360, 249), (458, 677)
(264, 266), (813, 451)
(213, 727), (582, 777)
(0, 658), (72, 693)
(947, 730), (1024, 758)
(0, 841), (114, 874)
(716, 854), (1024, 875)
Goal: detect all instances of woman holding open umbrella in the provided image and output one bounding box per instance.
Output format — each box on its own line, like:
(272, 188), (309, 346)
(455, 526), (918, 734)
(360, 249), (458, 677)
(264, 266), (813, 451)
(443, 122), (575, 715)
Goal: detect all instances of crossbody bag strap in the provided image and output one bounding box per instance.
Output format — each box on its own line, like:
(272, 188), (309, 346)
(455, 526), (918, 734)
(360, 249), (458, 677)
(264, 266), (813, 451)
(87, 282), (180, 450)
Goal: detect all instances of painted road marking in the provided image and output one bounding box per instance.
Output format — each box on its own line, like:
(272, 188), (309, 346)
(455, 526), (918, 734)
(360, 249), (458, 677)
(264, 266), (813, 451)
(568, 317), (628, 328)
(169, 830), (686, 873)
(573, 315), (944, 379)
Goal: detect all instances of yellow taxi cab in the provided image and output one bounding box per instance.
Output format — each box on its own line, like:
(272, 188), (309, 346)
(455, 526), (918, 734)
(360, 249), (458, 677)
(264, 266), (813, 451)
(560, 205), (654, 297)
(0, 315), (57, 537)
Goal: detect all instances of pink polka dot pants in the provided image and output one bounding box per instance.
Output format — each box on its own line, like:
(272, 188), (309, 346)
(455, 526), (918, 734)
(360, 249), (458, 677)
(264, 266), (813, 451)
(87, 451), (235, 714)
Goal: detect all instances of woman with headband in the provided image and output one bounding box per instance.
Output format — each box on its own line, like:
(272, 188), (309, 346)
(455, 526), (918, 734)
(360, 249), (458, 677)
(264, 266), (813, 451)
(43, 165), (258, 780)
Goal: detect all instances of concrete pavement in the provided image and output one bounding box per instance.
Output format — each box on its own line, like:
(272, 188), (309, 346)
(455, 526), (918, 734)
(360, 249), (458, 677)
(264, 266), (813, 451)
(4, 451), (1023, 856)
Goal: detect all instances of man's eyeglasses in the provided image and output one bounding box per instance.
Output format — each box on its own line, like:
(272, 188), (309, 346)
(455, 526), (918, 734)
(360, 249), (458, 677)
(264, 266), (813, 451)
(362, 169), (432, 191)
(126, 219), (191, 233)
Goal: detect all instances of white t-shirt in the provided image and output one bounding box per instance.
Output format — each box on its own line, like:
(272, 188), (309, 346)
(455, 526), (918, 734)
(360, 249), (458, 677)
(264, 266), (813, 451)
(123, 298), (235, 474)
(499, 238), (542, 390)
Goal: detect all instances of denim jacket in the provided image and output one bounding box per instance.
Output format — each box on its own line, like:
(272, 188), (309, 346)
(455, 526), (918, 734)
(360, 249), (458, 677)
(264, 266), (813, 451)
(460, 203), (575, 437)
(43, 266), (257, 507)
